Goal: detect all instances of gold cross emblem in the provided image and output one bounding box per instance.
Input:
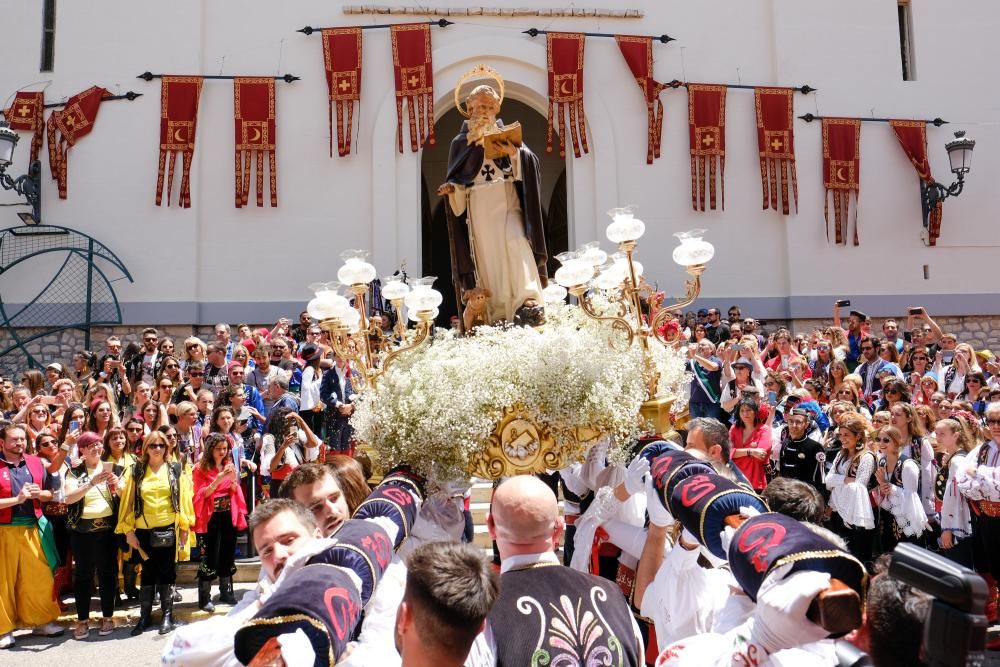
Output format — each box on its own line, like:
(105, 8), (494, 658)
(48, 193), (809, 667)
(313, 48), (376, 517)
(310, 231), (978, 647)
(65, 116), (76, 127)
(17, 105), (31, 118)
(338, 79), (351, 92)
(771, 138), (783, 151)
(408, 74), (420, 88)
(702, 134), (715, 147)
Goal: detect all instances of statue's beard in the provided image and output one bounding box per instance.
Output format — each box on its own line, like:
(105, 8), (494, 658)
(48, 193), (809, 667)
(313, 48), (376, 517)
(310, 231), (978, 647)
(467, 116), (499, 145)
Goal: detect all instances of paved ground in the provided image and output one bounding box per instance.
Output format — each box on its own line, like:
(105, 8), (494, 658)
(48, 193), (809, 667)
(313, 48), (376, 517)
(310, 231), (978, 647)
(2, 581), (256, 666)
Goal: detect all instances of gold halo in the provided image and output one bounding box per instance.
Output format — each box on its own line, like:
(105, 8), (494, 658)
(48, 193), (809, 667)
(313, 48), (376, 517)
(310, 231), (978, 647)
(454, 64), (505, 118)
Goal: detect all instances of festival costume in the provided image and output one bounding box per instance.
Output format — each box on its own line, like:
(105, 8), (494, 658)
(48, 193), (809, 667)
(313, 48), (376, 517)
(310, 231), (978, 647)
(0, 454), (61, 636)
(938, 451), (973, 566)
(465, 551), (643, 666)
(955, 441), (1000, 613)
(875, 455), (928, 553)
(192, 465), (248, 608)
(445, 119), (548, 322)
(825, 450), (876, 565)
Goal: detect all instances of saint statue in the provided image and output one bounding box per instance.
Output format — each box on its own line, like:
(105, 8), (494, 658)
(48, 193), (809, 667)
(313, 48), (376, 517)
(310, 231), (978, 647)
(438, 65), (548, 325)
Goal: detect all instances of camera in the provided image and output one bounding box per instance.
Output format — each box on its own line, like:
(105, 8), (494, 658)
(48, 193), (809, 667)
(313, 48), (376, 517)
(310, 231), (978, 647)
(889, 543), (989, 667)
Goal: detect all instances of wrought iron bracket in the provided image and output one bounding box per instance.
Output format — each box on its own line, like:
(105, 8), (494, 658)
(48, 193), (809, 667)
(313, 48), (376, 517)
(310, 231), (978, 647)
(0, 160), (42, 224)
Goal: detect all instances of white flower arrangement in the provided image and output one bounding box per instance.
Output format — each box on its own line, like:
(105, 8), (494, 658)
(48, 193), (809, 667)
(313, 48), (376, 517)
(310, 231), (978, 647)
(351, 300), (691, 480)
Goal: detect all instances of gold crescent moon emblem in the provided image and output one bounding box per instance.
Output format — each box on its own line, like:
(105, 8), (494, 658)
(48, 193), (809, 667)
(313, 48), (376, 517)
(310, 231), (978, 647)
(560, 80), (574, 96)
(250, 127), (262, 143)
(836, 167), (847, 182)
(454, 64), (505, 118)
(173, 128), (185, 143)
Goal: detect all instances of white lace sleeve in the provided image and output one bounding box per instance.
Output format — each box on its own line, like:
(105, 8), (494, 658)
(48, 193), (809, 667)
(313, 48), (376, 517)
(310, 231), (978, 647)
(941, 456), (973, 537)
(955, 446), (1000, 501)
(884, 460), (929, 536)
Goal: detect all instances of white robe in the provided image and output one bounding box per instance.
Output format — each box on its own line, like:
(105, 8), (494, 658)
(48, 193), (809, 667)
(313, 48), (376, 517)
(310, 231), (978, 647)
(448, 150), (543, 322)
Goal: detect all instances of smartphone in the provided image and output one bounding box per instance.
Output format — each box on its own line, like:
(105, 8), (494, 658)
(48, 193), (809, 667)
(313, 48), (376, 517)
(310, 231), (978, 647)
(69, 420), (80, 432)
(734, 344), (744, 353)
(908, 307), (923, 315)
(836, 299), (851, 308)
(287, 423), (299, 437)
(767, 391), (777, 406)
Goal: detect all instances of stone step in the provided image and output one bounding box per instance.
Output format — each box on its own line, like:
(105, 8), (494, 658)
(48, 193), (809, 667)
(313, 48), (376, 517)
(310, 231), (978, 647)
(176, 558), (261, 584)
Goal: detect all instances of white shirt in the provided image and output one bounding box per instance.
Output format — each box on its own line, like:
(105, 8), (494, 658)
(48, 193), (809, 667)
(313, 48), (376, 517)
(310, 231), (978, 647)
(299, 366), (322, 411)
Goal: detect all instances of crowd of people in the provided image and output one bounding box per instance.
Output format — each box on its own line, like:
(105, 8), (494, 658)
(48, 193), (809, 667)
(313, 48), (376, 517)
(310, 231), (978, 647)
(0, 301), (997, 665)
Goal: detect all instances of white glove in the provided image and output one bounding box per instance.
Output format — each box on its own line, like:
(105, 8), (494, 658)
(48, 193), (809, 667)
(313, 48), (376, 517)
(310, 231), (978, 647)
(602, 519), (648, 561)
(645, 476), (673, 528)
(582, 436), (610, 489)
(748, 568), (832, 655)
(570, 515), (599, 572)
(559, 463), (589, 497)
(623, 456), (650, 496)
(277, 628), (316, 665)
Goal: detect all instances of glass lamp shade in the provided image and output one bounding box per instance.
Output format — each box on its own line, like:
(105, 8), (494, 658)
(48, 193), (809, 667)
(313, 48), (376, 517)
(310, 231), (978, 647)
(542, 283), (568, 303)
(337, 250), (377, 286)
(610, 251), (643, 279)
(946, 130), (975, 176)
(593, 261), (627, 290)
(554, 251), (595, 288)
(403, 277), (443, 311)
(341, 307), (362, 333)
(672, 229), (715, 267)
(0, 124), (18, 169)
(578, 241), (608, 267)
(382, 276), (410, 301)
(605, 206), (646, 244)
(306, 282), (351, 321)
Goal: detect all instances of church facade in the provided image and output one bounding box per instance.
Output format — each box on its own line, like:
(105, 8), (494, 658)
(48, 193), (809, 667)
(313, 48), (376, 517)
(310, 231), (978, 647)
(1, 1), (997, 327)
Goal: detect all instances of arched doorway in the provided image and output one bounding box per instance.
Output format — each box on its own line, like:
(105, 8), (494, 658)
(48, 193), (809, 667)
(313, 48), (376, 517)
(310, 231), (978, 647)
(420, 99), (568, 324)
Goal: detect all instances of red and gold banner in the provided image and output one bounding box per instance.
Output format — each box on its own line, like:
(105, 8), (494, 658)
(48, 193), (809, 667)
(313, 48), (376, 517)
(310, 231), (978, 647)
(614, 35), (667, 164)
(233, 77), (277, 208)
(46, 86), (109, 199)
(754, 87), (797, 214)
(687, 84), (727, 211)
(322, 27), (363, 157)
(890, 120), (942, 245)
(156, 76), (203, 208)
(822, 118), (862, 245)
(390, 23), (435, 153)
(3, 91), (45, 163)
(546, 32), (589, 158)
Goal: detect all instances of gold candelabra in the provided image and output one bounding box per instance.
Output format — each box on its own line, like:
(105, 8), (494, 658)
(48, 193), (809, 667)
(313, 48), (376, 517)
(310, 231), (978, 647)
(552, 207), (715, 435)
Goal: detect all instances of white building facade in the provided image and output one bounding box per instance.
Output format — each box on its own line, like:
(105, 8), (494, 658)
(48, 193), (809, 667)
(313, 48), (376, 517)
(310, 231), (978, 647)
(1, 0), (997, 327)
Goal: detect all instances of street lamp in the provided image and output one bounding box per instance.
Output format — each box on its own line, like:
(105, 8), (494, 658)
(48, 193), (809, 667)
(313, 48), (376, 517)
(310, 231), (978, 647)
(0, 122), (42, 225)
(921, 130), (975, 235)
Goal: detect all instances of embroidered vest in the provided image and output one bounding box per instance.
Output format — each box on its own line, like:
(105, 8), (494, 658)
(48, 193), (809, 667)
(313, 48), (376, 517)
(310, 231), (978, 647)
(0, 454), (46, 523)
(131, 461), (182, 523)
(67, 461), (123, 527)
(489, 564), (641, 667)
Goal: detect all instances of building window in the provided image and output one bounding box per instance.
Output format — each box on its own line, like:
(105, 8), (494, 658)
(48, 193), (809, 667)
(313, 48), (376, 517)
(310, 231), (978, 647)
(40, 0), (56, 72)
(897, 1), (915, 81)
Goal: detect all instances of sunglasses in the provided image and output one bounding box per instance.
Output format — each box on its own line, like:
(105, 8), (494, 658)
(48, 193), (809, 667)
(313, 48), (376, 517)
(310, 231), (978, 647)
(165, 364), (179, 369)
(860, 346), (874, 351)
(160, 384), (172, 389)
(886, 389), (900, 395)
(911, 356), (927, 361)
(967, 379), (982, 385)
(878, 437), (894, 443)
(38, 440), (56, 448)
(32, 409), (49, 415)
(127, 427), (144, 433)
(986, 419), (1000, 426)
(188, 371), (204, 377)
(143, 338), (157, 343)
(146, 443), (166, 450)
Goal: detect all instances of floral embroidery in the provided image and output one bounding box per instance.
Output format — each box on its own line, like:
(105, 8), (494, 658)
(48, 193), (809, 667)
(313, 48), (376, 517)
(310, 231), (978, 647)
(517, 586), (625, 666)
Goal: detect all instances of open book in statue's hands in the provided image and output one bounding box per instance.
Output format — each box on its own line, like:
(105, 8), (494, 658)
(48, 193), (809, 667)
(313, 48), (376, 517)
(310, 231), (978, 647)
(482, 122), (522, 160)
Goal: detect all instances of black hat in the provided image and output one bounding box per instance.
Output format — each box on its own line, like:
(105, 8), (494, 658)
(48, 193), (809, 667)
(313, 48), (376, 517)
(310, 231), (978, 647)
(849, 310), (867, 321)
(732, 358), (753, 369)
(300, 343), (322, 363)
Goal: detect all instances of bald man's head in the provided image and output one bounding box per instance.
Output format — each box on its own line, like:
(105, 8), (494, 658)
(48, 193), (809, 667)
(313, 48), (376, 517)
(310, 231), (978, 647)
(488, 476), (563, 559)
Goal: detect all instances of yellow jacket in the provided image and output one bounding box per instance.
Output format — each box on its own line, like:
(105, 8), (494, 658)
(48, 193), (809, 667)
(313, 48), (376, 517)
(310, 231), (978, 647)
(115, 461), (194, 534)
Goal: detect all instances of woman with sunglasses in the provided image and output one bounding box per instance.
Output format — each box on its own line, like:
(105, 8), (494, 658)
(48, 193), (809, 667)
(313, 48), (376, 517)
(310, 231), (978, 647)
(123, 416), (146, 456)
(934, 418), (974, 567)
(155, 377), (174, 407)
(873, 425), (929, 554)
(34, 432), (74, 609)
(157, 338), (176, 359)
(826, 416), (876, 565)
(23, 401), (57, 445)
(957, 371), (988, 413)
(902, 346), (933, 379)
(180, 337), (207, 372)
(890, 403), (936, 522)
(63, 432), (122, 639)
(912, 374), (940, 407)
(116, 431), (194, 636)
(938, 343), (982, 400)
(192, 433), (247, 612)
(873, 378), (910, 413)
(156, 355), (183, 387)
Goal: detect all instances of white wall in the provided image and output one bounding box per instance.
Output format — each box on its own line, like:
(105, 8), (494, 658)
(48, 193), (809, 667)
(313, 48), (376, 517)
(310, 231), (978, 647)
(1, 0), (997, 324)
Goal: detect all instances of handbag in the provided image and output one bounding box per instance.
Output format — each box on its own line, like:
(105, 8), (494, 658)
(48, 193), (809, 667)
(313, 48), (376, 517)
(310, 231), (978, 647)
(150, 526), (176, 548)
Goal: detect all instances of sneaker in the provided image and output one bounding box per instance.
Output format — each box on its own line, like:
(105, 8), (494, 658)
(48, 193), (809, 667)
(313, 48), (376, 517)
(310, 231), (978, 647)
(0, 633), (13, 649)
(98, 618), (114, 636)
(32, 622), (65, 637)
(73, 621), (89, 640)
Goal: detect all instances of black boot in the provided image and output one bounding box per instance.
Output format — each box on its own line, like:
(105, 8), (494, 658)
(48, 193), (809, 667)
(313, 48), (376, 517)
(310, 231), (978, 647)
(123, 563), (140, 600)
(158, 585), (177, 635)
(218, 576), (238, 605)
(130, 586), (154, 636)
(198, 579), (216, 613)
(172, 585), (182, 602)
